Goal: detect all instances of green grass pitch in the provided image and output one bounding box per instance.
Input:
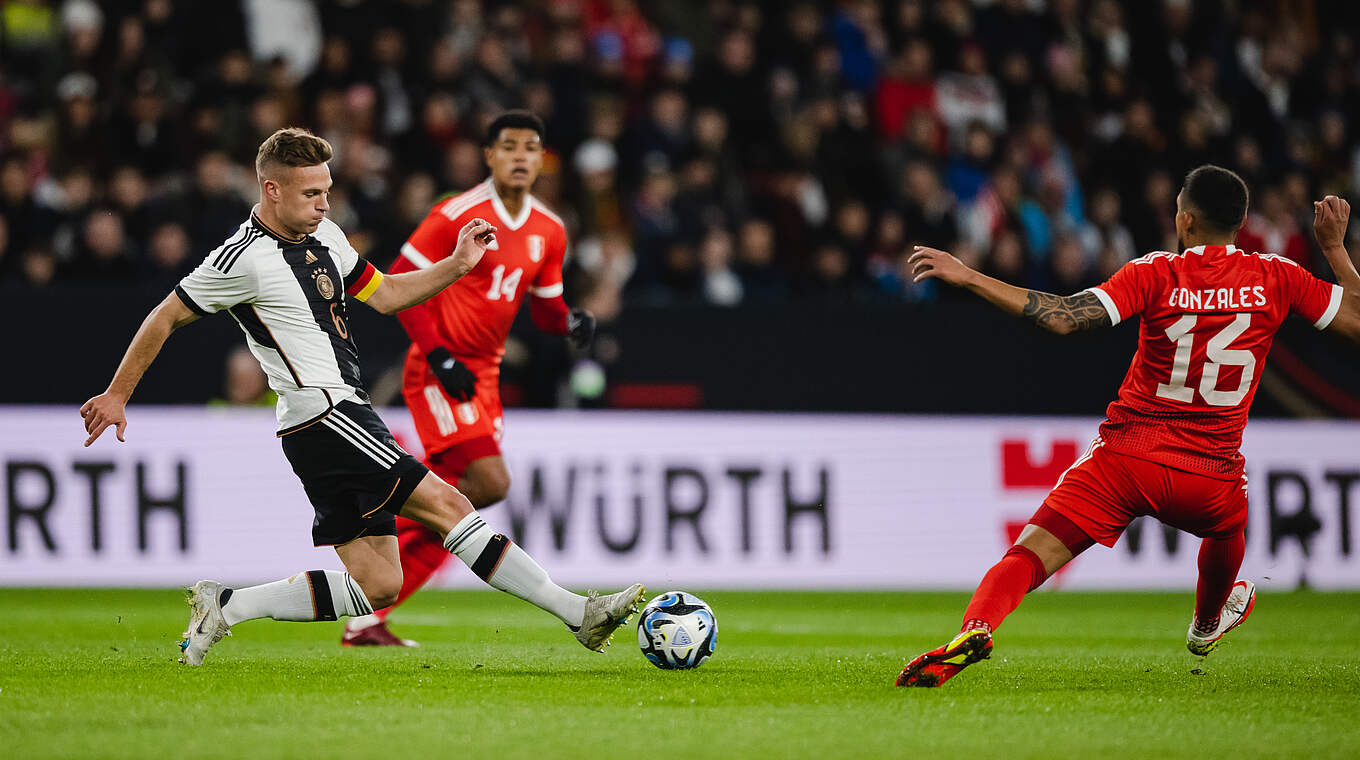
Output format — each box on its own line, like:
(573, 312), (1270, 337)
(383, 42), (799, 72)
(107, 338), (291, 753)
(1, 588), (1356, 759)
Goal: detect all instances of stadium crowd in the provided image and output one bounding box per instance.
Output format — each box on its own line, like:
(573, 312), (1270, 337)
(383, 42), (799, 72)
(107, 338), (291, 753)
(0, 0), (1358, 310)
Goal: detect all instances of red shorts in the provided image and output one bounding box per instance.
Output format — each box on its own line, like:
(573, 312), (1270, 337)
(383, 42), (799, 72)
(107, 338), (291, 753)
(402, 356), (503, 464)
(1041, 439), (1248, 548)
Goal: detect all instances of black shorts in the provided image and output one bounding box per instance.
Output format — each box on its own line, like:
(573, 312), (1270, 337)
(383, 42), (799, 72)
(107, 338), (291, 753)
(279, 400), (429, 546)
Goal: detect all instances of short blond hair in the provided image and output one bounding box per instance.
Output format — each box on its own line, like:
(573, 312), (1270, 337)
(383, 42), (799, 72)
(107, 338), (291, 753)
(255, 127), (333, 180)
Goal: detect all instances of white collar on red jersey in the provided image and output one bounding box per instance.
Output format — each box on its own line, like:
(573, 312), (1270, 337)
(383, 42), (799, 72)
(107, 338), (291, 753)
(486, 178), (534, 231)
(1184, 244), (1240, 256)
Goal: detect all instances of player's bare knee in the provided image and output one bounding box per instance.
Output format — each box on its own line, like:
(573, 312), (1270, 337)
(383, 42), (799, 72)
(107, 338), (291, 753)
(476, 468), (510, 506)
(444, 484), (475, 518)
(421, 484), (474, 537)
(354, 572), (401, 609)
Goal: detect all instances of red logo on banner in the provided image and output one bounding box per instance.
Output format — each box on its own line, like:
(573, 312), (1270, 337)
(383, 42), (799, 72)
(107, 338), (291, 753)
(1000, 438), (1083, 585)
(1001, 439), (1080, 489)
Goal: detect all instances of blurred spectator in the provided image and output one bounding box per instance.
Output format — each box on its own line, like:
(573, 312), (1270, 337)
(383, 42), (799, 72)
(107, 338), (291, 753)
(21, 246), (57, 287)
(901, 160), (958, 249)
(964, 166), (1024, 253)
(1018, 169), (1078, 261)
(573, 138), (625, 236)
(210, 345), (276, 407)
(52, 72), (101, 174)
(64, 209), (135, 281)
(243, 0), (322, 79)
(1049, 233), (1092, 294)
(936, 43), (1005, 146)
(692, 30), (771, 165)
(630, 167), (679, 283)
(107, 166), (152, 243)
(0, 155), (39, 255)
(1236, 185), (1309, 267)
(1077, 187), (1136, 272)
(735, 218), (787, 304)
(876, 38), (936, 141)
(1129, 169), (1179, 254)
(0, 0), (1352, 305)
(946, 122), (996, 204)
(145, 221), (193, 281)
(181, 150), (251, 254)
(806, 241), (857, 303)
(831, 0), (888, 93)
(621, 89), (690, 183)
(109, 79), (178, 178)
(37, 166), (95, 262)
(574, 230), (636, 293)
(698, 226), (741, 307)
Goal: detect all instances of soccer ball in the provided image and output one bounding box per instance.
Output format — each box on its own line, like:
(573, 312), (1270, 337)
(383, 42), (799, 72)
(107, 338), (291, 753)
(636, 591), (717, 670)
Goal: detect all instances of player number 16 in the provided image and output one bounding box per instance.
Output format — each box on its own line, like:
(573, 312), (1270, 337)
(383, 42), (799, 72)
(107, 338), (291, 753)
(1154, 313), (1254, 407)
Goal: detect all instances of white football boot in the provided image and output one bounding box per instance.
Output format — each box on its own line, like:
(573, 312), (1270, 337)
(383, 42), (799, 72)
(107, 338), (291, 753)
(1186, 579), (1256, 656)
(179, 580), (231, 666)
(574, 583), (646, 652)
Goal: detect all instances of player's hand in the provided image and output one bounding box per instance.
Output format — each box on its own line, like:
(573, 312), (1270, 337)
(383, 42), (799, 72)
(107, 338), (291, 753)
(1314, 195), (1351, 250)
(80, 392), (128, 447)
(427, 347), (477, 402)
(450, 218), (497, 277)
(567, 308), (596, 350)
(908, 245), (976, 286)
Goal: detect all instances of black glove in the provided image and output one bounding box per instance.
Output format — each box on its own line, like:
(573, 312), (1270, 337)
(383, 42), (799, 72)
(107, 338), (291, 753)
(567, 308), (596, 351)
(427, 347), (477, 402)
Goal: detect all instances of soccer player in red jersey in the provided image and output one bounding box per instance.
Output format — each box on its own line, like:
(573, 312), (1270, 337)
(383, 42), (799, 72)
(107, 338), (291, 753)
(343, 111), (595, 646)
(898, 166), (1360, 686)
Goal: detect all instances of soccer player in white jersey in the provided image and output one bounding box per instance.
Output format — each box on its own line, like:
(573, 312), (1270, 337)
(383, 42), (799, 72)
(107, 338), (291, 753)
(80, 128), (644, 665)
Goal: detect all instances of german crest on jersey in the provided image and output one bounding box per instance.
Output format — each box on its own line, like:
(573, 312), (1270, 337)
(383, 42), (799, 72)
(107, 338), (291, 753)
(315, 272), (335, 299)
(528, 235), (545, 262)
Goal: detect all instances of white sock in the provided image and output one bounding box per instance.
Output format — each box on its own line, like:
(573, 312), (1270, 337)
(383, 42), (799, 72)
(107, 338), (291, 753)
(220, 570), (374, 626)
(444, 512), (586, 627)
(346, 613), (382, 632)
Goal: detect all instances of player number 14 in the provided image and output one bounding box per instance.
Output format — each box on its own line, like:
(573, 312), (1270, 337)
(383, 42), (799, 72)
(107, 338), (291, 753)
(485, 264), (523, 301)
(1154, 313), (1254, 406)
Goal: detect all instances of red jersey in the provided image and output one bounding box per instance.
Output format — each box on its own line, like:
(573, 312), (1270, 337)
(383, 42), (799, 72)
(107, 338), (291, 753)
(1086, 244), (1343, 479)
(390, 179), (568, 379)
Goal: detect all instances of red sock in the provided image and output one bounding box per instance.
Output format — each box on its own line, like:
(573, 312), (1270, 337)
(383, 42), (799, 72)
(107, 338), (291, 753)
(1193, 532), (1245, 626)
(375, 515), (453, 620)
(960, 545), (1049, 633)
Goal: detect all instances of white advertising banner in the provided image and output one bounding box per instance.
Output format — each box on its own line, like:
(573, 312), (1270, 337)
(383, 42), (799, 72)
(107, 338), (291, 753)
(1, 407), (1357, 589)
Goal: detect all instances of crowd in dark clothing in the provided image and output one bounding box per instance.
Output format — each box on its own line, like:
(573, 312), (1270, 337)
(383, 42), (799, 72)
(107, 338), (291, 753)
(1, 0), (1358, 310)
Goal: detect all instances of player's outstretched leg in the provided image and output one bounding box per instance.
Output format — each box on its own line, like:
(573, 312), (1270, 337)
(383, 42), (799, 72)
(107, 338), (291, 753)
(897, 544), (1047, 687)
(180, 570), (377, 665)
(899, 514), (1088, 687)
(442, 510), (644, 651)
(575, 584), (648, 651)
(896, 627), (993, 687)
(1187, 579), (1255, 656)
(344, 453), (508, 647)
(402, 473), (645, 652)
(343, 517), (443, 647)
(1186, 532), (1251, 655)
(179, 580), (232, 666)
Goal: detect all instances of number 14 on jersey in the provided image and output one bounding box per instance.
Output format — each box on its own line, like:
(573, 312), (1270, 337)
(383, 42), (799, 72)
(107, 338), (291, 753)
(485, 264), (523, 301)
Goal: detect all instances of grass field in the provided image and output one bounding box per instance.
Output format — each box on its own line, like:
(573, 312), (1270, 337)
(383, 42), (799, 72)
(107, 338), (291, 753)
(1, 588), (1357, 759)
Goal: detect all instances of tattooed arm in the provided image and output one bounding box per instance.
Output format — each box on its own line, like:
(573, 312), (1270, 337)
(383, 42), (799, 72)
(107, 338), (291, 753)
(1020, 290), (1112, 333)
(908, 245), (1112, 335)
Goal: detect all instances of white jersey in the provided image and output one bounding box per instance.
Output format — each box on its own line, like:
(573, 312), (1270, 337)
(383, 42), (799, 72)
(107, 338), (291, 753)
(176, 210), (385, 433)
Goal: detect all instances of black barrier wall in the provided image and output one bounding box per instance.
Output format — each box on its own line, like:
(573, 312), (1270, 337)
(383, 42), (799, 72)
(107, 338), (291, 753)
(7, 283), (1356, 416)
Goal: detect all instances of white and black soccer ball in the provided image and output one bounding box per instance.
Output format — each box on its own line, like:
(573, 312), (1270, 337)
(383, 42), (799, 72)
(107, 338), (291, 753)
(636, 591), (717, 670)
